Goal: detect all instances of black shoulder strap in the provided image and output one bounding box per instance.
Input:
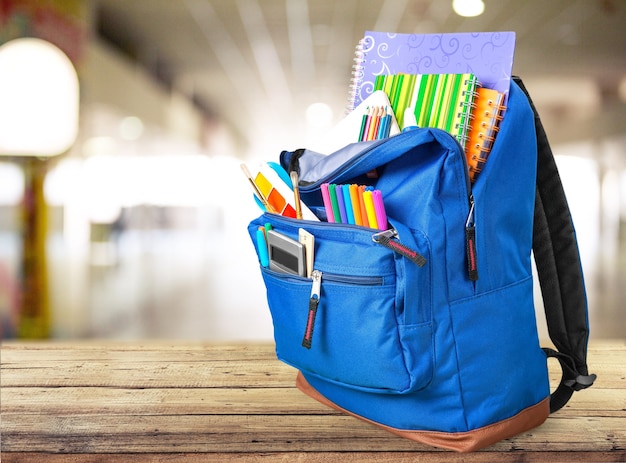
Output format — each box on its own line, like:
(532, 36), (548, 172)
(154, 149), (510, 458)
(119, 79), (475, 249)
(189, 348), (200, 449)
(513, 76), (596, 413)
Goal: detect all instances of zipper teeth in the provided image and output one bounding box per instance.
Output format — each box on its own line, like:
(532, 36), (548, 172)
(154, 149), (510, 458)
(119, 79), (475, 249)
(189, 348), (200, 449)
(300, 133), (413, 190)
(264, 267), (383, 286)
(304, 140), (386, 188)
(264, 213), (379, 232)
(431, 128), (472, 197)
(300, 128), (473, 199)
(322, 273), (383, 286)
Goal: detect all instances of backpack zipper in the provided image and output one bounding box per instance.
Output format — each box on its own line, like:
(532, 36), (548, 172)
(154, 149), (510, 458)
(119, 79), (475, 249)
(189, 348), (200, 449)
(465, 195), (479, 281)
(372, 229), (427, 267)
(300, 269), (385, 350)
(302, 270), (322, 349)
(446, 129), (480, 282)
(291, 128), (478, 280)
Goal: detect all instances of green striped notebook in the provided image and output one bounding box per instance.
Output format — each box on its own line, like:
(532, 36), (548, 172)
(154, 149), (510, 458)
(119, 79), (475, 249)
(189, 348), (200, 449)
(374, 73), (480, 147)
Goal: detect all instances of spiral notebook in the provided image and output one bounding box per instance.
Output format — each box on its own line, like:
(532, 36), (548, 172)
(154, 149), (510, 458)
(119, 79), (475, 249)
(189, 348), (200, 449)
(465, 87), (506, 183)
(373, 73), (480, 146)
(348, 31), (516, 112)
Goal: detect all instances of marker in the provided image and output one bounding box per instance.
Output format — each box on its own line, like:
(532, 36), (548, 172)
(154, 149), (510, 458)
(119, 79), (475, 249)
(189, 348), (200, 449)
(321, 183), (335, 223)
(336, 185), (348, 224)
(328, 184), (341, 224)
(363, 190), (378, 229)
(342, 184), (355, 224)
(373, 189), (388, 230)
(349, 184), (362, 226)
(358, 185), (369, 228)
(256, 227), (269, 267)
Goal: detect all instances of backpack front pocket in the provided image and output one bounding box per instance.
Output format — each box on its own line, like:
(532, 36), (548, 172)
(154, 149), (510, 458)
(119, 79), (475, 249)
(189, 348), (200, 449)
(250, 215), (434, 394)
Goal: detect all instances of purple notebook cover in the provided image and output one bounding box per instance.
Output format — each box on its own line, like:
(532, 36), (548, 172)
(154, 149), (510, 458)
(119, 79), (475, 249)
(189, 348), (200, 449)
(349, 31), (516, 111)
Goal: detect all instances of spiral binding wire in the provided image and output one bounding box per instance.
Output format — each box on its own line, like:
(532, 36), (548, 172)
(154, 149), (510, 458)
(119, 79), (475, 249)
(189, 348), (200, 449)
(465, 89), (507, 182)
(454, 78), (480, 147)
(346, 39), (366, 114)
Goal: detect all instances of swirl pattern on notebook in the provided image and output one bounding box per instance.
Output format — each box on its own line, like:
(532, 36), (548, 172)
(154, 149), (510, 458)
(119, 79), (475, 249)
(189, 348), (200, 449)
(348, 31), (515, 112)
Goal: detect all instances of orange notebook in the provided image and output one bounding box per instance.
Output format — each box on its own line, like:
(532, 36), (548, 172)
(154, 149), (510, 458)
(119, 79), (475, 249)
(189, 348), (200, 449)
(465, 87), (506, 183)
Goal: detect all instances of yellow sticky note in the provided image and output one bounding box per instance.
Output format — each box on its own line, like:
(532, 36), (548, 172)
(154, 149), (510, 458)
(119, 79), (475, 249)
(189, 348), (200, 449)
(254, 172), (272, 197)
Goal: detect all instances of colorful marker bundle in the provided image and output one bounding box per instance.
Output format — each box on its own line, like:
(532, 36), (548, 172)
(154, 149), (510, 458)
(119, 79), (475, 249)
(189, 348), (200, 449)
(321, 183), (388, 230)
(358, 105), (392, 142)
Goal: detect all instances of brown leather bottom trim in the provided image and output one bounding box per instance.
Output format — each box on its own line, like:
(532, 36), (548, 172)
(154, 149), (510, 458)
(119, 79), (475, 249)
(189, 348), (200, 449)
(296, 372), (550, 453)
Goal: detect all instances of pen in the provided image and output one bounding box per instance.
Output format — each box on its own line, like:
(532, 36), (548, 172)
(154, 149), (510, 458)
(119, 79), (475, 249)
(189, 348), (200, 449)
(290, 170), (303, 219)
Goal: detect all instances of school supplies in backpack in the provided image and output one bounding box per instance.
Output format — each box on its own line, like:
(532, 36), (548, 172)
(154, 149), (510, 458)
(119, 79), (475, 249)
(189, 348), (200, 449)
(246, 77), (595, 452)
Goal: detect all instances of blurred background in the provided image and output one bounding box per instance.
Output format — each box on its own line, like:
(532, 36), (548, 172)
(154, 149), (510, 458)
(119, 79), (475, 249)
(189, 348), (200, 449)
(0, 0), (625, 341)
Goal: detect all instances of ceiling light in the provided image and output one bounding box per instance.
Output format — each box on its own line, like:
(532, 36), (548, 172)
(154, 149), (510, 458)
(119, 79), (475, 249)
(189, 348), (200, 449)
(0, 38), (79, 156)
(119, 116), (144, 141)
(452, 0), (485, 17)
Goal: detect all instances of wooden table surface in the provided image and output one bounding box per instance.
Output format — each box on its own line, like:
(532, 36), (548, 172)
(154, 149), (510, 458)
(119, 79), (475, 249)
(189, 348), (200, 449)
(1, 340), (625, 462)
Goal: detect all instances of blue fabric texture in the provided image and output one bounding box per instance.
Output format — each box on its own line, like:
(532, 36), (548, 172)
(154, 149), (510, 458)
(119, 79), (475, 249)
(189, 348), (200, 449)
(247, 81), (550, 435)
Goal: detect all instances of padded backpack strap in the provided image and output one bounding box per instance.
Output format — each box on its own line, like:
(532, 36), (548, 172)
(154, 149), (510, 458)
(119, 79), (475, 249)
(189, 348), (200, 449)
(513, 77), (596, 413)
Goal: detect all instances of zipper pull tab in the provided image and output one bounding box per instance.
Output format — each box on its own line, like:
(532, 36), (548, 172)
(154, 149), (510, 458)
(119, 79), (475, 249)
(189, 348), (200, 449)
(302, 270), (322, 349)
(372, 229), (427, 267)
(465, 196), (479, 281)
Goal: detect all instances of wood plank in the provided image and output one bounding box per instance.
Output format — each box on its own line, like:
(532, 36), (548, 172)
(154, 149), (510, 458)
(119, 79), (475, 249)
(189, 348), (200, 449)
(1, 340), (624, 458)
(2, 339), (623, 360)
(1, 386), (333, 415)
(2, 413), (625, 453)
(0, 341), (278, 352)
(1, 342), (277, 361)
(3, 451), (626, 463)
(556, 388), (626, 417)
(2, 452), (625, 463)
(2, 348), (624, 388)
(0, 359), (296, 388)
(1, 385), (622, 417)
(3, 360), (623, 389)
(0, 346), (280, 370)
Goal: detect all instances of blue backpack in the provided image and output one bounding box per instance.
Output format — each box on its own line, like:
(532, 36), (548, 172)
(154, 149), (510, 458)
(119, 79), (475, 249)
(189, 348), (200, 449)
(247, 78), (595, 452)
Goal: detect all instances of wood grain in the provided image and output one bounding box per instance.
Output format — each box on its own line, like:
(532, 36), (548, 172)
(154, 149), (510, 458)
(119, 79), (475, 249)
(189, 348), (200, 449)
(1, 340), (625, 462)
